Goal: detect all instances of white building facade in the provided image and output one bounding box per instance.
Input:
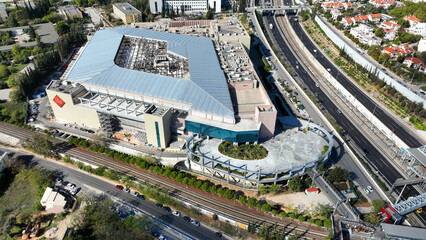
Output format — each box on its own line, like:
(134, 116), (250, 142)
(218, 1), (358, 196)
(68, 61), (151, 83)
(150, 0), (221, 14)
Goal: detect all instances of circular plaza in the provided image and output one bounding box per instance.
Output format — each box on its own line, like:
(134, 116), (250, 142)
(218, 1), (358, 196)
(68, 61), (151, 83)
(186, 121), (333, 185)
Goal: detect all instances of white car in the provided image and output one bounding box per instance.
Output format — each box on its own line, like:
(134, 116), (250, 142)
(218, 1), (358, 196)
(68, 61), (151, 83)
(67, 183), (76, 189)
(71, 187), (80, 195)
(364, 188), (370, 194)
(172, 211), (181, 217)
(159, 235), (168, 240)
(131, 191), (139, 196)
(367, 186), (373, 192)
(124, 188), (130, 193)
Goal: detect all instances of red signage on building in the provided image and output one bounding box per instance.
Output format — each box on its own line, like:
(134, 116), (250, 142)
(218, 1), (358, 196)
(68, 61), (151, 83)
(53, 95), (65, 107)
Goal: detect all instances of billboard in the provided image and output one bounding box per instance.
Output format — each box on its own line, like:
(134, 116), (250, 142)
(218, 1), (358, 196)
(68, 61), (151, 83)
(53, 95), (65, 107)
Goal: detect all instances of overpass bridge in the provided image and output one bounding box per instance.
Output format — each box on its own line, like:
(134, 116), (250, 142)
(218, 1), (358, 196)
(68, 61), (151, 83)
(380, 192), (426, 224)
(248, 6), (302, 11)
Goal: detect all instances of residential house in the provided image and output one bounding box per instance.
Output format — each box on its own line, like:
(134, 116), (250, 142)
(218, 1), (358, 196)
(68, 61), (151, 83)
(350, 24), (382, 46)
(380, 20), (401, 31)
(383, 45), (415, 61)
(40, 187), (67, 214)
(405, 22), (426, 37)
(330, 9), (342, 20)
(418, 38), (426, 52)
(369, 0), (397, 9)
(403, 57), (424, 68)
(340, 14), (382, 27)
(321, 2), (352, 11)
(403, 15), (420, 26)
(383, 29), (397, 41)
(380, 20), (400, 41)
(368, 13), (382, 22)
(419, 65), (426, 74)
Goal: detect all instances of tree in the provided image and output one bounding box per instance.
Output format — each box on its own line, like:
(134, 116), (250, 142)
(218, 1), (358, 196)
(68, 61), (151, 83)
(314, 203), (333, 219)
(259, 185), (267, 194)
(54, 21), (70, 35)
(268, 184), (280, 193)
(28, 24), (36, 39)
(205, 8), (214, 19)
(371, 199), (387, 213)
(238, 195), (246, 205)
(26, 135), (53, 156)
(262, 203), (272, 212)
(0, 64), (10, 79)
(247, 197), (257, 208)
(326, 167), (350, 183)
(365, 213), (380, 225)
(375, 28), (385, 38)
(288, 175), (305, 192)
(212, 213), (218, 220)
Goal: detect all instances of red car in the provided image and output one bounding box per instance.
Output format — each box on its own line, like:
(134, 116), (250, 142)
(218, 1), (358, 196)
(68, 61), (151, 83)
(115, 185), (124, 190)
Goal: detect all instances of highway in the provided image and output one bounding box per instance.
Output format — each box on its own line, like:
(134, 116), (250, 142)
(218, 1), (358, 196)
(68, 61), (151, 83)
(0, 122), (330, 239)
(262, 11), (426, 225)
(287, 12), (423, 148)
(1, 146), (222, 240)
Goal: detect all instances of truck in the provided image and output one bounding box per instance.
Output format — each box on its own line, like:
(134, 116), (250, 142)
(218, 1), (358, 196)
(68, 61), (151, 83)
(269, 23), (273, 30)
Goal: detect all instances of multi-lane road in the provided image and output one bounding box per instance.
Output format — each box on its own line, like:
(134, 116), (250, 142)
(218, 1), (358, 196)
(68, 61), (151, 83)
(288, 12), (423, 149)
(261, 10), (426, 225)
(1, 146), (223, 240)
(0, 122), (330, 239)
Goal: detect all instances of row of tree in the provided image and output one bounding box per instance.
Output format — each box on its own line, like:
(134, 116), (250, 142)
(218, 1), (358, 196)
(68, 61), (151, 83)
(65, 136), (334, 228)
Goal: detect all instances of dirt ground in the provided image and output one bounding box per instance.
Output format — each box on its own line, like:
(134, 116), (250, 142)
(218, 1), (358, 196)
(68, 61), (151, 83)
(263, 191), (332, 213)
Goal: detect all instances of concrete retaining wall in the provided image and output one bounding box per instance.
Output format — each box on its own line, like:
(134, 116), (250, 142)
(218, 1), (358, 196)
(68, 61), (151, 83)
(297, 16), (409, 149)
(315, 15), (426, 108)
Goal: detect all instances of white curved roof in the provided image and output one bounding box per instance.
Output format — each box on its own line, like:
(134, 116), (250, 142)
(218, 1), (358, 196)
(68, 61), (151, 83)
(66, 27), (234, 118)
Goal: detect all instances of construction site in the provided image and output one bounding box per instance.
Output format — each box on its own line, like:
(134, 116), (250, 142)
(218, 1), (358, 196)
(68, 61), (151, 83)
(114, 36), (190, 79)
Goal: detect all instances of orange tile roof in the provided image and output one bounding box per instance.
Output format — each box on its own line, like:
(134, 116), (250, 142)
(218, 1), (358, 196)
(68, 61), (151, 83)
(360, 15), (369, 20)
(404, 16), (420, 22)
(370, 13), (382, 18)
(384, 47), (398, 53)
(343, 17), (353, 23)
(405, 57), (423, 64)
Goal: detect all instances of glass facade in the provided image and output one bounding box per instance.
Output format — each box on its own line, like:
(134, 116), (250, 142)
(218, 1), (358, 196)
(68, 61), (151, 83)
(155, 121), (161, 148)
(185, 120), (259, 142)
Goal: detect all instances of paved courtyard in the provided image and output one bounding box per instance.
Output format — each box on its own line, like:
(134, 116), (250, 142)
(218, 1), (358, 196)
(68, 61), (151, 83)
(197, 130), (328, 173)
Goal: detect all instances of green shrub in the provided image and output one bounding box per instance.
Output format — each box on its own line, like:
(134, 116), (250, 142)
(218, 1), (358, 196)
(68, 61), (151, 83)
(247, 197), (256, 207)
(256, 203), (262, 210)
(271, 209), (278, 215)
(212, 213), (218, 220)
(289, 213), (296, 219)
(324, 219), (332, 228)
(262, 203), (271, 212)
(315, 219), (323, 227)
(298, 215), (306, 222)
(280, 211), (287, 218)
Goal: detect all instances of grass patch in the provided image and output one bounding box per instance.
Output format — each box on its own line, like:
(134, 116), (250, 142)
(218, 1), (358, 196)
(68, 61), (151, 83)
(0, 101), (25, 112)
(333, 182), (348, 191)
(218, 141), (268, 160)
(0, 169), (41, 224)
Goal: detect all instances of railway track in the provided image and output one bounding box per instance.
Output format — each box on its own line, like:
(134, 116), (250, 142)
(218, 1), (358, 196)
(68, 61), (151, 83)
(0, 123), (329, 239)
